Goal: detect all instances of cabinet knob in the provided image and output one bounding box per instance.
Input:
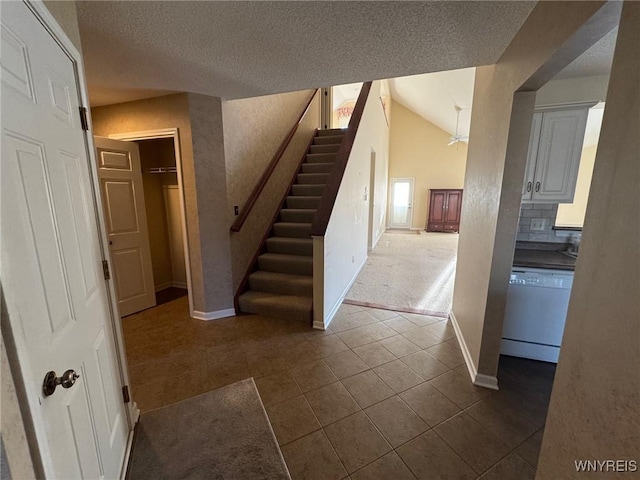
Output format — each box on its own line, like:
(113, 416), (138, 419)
(526, 182), (532, 193)
(535, 182), (541, 192)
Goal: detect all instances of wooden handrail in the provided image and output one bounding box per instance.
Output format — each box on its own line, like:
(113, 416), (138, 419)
(310, 81), (373, 236)
(231, 89), (319, 232)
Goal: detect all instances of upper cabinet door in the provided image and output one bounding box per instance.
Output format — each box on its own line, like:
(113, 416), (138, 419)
(522, 113), (543, 201)
(532, 109), (588, 203)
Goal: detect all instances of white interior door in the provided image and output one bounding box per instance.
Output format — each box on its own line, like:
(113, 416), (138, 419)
(388, 178), (414, 228)
(1, 2), (129, 478)
(95, 137), (156, 317)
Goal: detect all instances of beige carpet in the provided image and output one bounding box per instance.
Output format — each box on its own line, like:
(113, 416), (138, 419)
(345, 232), (458, 317)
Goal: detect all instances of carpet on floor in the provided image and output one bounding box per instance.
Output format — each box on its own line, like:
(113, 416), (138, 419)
(127, 378), (290, 480)
(345, 232), (458, 317)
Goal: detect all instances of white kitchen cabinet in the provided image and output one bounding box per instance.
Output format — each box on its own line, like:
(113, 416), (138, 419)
(522, 106), (591, 203)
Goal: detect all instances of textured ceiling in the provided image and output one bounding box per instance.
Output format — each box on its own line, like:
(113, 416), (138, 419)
(390, 68), (476, 139)
(76, 1), (536, 106)
(555, 28), (618, 80)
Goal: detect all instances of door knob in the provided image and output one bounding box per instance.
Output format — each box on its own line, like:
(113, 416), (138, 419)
(43, 369), (80, 397)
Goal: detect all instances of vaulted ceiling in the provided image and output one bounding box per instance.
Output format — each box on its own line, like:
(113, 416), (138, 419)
(76, 1), (536, 106)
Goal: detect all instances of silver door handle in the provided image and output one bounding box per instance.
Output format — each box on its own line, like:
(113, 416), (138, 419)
(535, 182), (541, 192)
(43, 369), (80, 397)
(526, 181), (532, 192)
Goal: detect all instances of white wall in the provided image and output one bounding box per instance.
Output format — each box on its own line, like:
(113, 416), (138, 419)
(315, 80), (390, 328)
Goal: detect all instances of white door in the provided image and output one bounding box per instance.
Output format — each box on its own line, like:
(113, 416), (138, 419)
(1, 2), (129, 478)
(388, 178), (414, 228)
(95, 137), (156, 317)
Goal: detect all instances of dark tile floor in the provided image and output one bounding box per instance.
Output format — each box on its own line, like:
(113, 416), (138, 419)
(122, 297), (555, 480)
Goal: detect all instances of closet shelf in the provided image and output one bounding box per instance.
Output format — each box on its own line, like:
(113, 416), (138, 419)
(144, 167), (177, 174)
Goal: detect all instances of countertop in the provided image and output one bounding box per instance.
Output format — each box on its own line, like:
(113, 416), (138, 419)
(513, 248), (576, 271)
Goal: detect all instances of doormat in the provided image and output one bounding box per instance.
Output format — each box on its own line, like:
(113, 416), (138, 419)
(127, 378), (290, 480)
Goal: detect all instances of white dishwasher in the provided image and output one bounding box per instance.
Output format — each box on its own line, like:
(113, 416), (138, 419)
(501, 267), (574, 363)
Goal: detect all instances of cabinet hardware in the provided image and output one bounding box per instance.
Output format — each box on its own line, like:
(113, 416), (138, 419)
(526, 182), (532, 192)
(535, 182), (541, 192)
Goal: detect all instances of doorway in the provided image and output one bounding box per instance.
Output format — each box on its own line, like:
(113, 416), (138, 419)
(107, 129), (194, 318)
(388, 177), (414, 229)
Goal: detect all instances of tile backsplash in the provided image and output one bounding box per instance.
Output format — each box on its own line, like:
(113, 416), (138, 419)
(517, 203), (582, 244)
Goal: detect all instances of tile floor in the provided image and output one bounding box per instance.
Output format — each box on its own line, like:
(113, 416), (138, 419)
(123, 297), (555, 480)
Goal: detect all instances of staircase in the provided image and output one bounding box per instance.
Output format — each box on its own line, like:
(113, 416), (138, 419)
(237, 128), (345, 322)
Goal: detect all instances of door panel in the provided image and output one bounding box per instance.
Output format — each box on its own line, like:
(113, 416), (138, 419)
(522, 113), (542, 201)
(429, 192), (446, 223)
(96, 137), (156, 317)
(444, 191), (462, 223)
(389, 178), (414, 228)
(1, 2), (129, 478)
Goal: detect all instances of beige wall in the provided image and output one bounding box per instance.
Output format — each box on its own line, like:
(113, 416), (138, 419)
(223, 90), (319, 290)
(555, 144), (597, 227)
(92, 93), (234, 314)
(452, 0), (611, 382)
(538, 3), (639, 476)
(43, 0), (82, 51)
(389, 101), (467, 229)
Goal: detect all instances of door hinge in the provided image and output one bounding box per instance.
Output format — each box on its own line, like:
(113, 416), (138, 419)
(102, 259), (111, 280)
(79, 107), (89, 131)
(122, 385), (130, 403)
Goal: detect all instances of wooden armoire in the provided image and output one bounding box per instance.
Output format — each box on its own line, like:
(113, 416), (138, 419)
(426, 189), (463, 233)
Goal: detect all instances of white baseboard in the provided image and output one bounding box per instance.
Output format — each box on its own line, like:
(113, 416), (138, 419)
(154, 281), (173, 292)
(172, 281), (187, 289)
(317, 255), (368, 330)
(449, 311), (499, 391)
(192, 308), (236, 321)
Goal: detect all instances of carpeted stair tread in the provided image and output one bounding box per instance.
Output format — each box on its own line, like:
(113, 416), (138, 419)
(297, 173), (330, 184)
(266, 237), (313, 256)
(310, 144), (340, 154)
(313, 135), (343, 145)
(238, 291), (312, 322)
(273, 222), (312, 238)
(286, 196), (322, 209)
(258, 253), (313, 276)
(301, 162), (334, 174)
(248, 271), (313, 296)
(280, 209), (316, 223)
(291, 184), (325, 196)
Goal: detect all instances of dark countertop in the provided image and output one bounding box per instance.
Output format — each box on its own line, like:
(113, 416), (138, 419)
(513, 248), (577, 271)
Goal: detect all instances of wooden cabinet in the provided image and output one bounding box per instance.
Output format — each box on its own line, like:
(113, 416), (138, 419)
(522, 106), (592, 203)
(427, 189), (463, 232)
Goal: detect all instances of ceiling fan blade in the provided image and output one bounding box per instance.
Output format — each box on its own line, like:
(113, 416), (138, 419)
(447, 139), (457, 146)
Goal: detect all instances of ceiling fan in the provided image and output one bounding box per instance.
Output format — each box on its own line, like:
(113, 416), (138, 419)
(448, 105), (469, 146)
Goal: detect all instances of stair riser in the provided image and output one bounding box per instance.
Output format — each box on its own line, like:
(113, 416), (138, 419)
(280, 210), (316, 223)
(301, 163), (334, 174)
(266, 238), (313, 256)
(238, 297), (311, 322)
(313, 135), (343, 145)
(305, 153), (337, 163)
(248, 275), (313, 296)
(286, 196), (321, 209)
(291, 185), (325, 196)
(258, 256), (313, 276)
(317, 128), (346, 136)
(297, 173), (330, 185)
(310, 145), (340, 154)
(273, 223), (311, 238)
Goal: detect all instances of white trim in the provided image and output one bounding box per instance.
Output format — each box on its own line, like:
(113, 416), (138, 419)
(192, 309), (236, 321)
(108, 128), (195, 319)
(449, 311), (499, 390)
(154, 281), (173, 292)
(315, 255), (368, 330)
(387, 177), (415, 229)
(172, 281), (188, 289)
